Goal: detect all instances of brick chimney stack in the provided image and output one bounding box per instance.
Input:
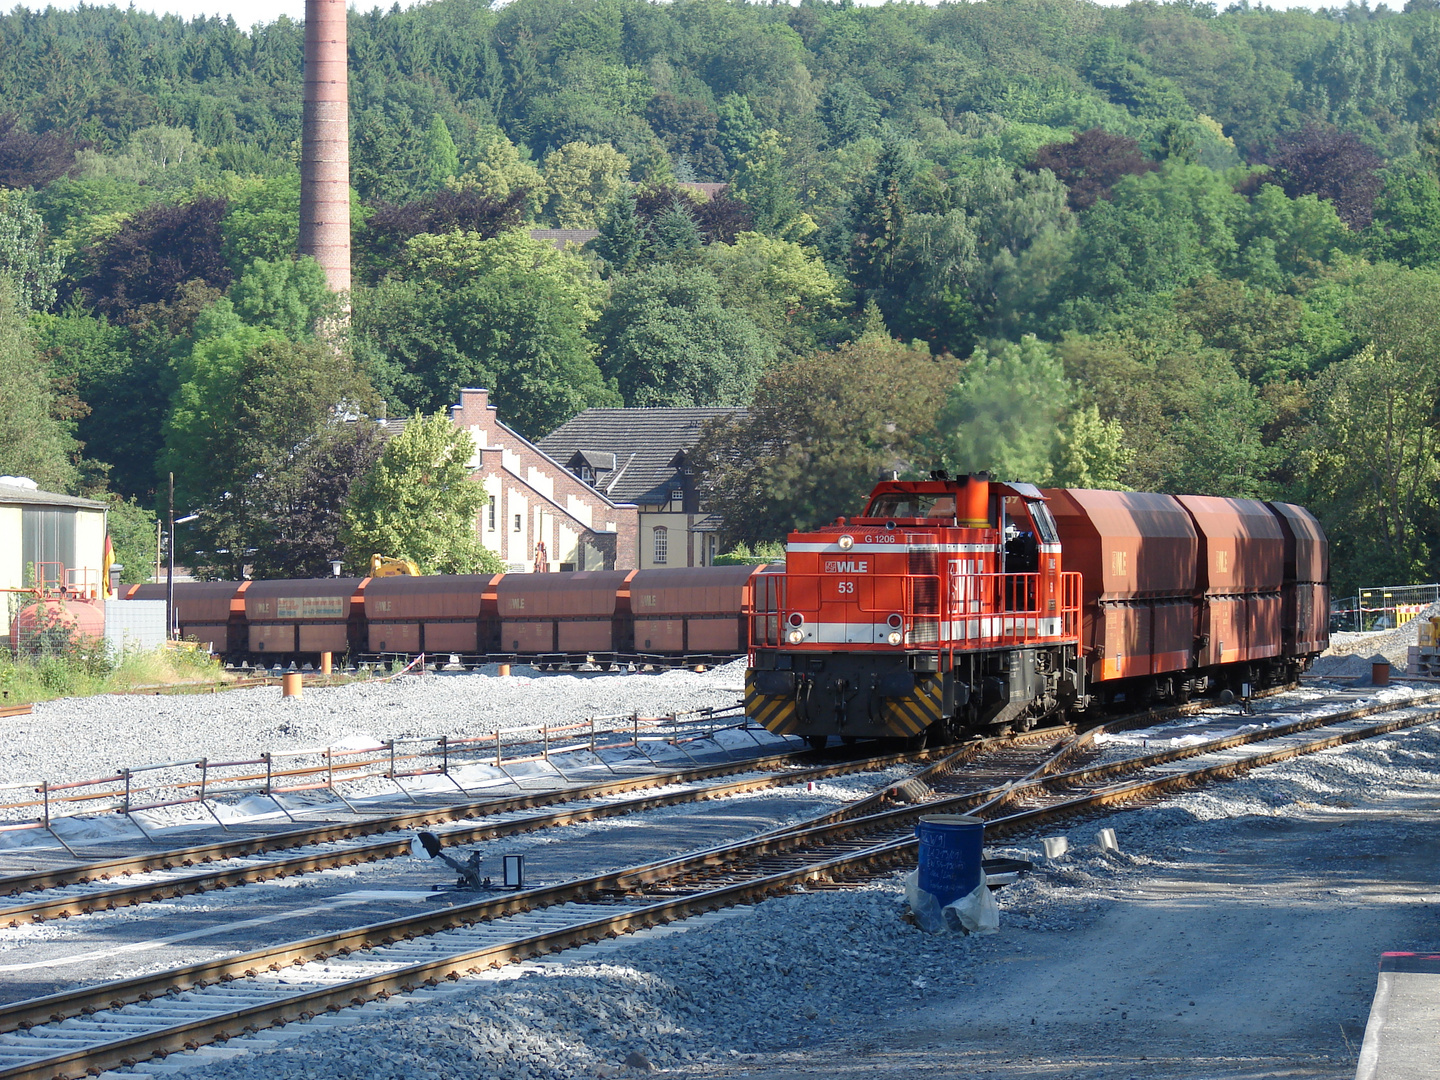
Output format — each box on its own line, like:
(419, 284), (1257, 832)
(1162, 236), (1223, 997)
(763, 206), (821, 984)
(300, 0), (350, 294)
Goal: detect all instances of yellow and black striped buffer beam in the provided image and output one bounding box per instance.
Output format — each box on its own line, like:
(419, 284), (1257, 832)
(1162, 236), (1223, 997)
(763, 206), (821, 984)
(745, 672), (801, 735)
(880, 675), (943, 737)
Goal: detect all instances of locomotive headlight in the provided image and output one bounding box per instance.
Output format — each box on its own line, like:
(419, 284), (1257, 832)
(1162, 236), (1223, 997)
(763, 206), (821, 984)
(788, 612), (805, 628)
(787, 628), (806, 645)
(887, 631), (903, 646)
(886, 613), (903, 629)
(838, 534), (854, 551)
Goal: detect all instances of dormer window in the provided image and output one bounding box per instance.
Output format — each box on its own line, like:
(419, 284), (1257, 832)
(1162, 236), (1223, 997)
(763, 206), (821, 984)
(565, 450), (615, 489)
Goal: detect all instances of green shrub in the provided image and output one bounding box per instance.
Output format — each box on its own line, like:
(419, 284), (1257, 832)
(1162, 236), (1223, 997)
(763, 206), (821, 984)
(0, 642), (222, 704)
(714, 540), (786, 565)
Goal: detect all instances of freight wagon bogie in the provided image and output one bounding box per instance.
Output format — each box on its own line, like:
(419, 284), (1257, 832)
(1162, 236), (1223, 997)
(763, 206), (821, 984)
(1082, 654), (1305, 715)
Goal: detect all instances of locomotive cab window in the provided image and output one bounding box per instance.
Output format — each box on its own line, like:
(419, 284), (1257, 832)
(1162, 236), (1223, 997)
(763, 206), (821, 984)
(1002, 496), (1040, 575)
(1030, 501), (1059, 544)
(862, 492), (956, 522)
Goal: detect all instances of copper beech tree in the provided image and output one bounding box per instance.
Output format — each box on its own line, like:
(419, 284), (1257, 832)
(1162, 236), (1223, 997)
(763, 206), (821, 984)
(693, 332), (958, 548)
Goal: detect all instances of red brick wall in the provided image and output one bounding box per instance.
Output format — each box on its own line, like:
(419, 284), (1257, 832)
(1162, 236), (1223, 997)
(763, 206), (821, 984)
(449, 389), (639, 570)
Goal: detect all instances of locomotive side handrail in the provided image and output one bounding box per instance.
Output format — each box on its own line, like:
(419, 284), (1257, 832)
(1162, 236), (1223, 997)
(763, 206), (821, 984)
(747, 569), (1081, 651)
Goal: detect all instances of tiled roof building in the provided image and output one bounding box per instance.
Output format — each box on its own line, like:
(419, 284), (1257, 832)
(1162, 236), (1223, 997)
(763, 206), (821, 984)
(538, 408), (743, 569)
(528, 228), (600, 250)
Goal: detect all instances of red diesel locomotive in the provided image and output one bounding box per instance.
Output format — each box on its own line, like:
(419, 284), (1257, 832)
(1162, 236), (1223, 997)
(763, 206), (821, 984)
(744, 473), (1328, 746)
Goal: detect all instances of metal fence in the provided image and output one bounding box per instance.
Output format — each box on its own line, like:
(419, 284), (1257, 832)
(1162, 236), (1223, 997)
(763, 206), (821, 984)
(1332, 583), (1440, 633)
(0, 704), (765, 854)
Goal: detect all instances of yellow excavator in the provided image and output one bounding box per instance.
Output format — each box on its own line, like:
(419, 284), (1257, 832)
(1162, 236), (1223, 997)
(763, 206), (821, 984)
(369, 553), (421, 577)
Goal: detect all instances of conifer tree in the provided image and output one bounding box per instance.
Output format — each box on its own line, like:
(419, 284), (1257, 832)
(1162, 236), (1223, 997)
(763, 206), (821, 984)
(845, 134), (913, 296)
(648, 200), (702, 258)
(591, 191), (643, 275)
(423, 116), (460, 189)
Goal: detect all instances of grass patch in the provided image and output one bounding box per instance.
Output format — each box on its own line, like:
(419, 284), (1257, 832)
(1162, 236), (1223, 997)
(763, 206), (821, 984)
(0, 641), (226, 705)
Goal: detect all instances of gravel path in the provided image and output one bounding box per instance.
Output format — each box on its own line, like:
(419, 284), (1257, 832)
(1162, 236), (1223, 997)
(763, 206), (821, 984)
(102, 699), (1440, 1080)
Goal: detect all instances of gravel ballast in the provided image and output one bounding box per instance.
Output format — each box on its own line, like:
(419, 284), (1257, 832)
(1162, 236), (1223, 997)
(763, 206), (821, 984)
(99, 694), (1440, 1080)
(1, 663), (748, 789)
(1314, 601), (1440, 675)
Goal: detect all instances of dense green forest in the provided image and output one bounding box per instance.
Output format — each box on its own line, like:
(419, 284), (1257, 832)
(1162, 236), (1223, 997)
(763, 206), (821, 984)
(1, 0), (1439, 593)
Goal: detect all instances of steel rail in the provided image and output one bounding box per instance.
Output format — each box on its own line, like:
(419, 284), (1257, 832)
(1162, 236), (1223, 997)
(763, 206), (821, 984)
(0, 746), (949, 926)
(0, 680), (1313, 899)
(0, 842), (916, 1080)
(852, 698), (1440, 860)
(982, 702), (1440, 835)
(0, 693), (1432, 1078)
(0, 741), (1075, 1045)
(745, 723), (1082, 842)
(0, 735), (1089, 1037)
(0, 744), (921, 897)
(754, 680), (1309, 839)
(1004, 688), (1440, 804)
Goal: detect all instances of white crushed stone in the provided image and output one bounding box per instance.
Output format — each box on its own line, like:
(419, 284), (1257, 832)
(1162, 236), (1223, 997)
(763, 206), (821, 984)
(1318, 601), (1440, 674)
(1, 662), (747, 790)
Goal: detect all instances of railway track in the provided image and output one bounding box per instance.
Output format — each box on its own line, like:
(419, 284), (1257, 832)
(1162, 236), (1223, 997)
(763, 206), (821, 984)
(0, 743), (954, 927)
(0, 681), (1308, 910)
(0, 685), (1435, 1079)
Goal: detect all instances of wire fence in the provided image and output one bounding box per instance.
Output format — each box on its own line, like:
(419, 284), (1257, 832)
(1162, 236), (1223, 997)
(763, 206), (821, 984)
(0, 703), (763, 854)
(1332, 583), (1440, 633)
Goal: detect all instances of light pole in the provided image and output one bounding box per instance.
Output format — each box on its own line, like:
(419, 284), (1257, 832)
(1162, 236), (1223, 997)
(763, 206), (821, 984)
(167, 472), (199, 639)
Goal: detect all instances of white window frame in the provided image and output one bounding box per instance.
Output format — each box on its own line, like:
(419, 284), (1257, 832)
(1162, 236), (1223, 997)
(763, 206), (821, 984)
(653, 526), (668, 565)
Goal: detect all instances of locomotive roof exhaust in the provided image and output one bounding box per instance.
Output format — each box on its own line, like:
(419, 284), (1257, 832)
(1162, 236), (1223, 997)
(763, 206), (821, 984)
(959, 473), (988, 528)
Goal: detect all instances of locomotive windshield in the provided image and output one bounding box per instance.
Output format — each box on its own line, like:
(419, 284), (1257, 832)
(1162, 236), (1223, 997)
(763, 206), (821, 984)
(862, 493), (957, 521)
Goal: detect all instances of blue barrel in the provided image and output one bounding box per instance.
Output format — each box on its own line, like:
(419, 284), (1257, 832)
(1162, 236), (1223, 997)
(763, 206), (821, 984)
(915, 813), (985, 906)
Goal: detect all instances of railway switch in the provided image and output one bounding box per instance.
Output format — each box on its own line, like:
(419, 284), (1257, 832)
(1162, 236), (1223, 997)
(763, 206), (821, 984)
(412, 831), (488, 891)
(412, 832), (527, 892)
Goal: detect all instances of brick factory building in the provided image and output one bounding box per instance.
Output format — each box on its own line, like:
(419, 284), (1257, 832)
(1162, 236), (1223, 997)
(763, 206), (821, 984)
(538, 407), (742, 569)
(448, 389), (638, 572)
